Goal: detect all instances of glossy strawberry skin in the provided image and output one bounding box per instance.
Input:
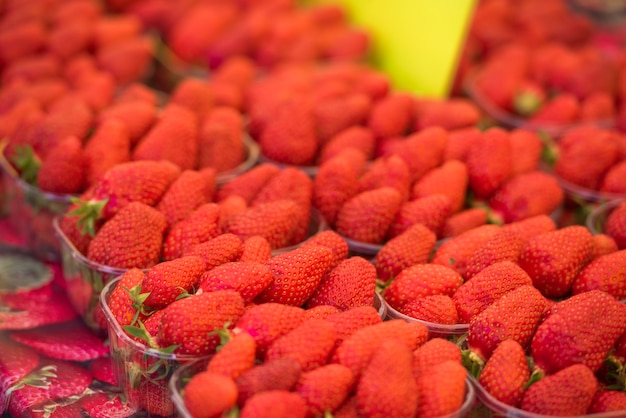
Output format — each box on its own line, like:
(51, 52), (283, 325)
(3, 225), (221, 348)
(199, 261), (272, 303)
(478, 339), (530, 408)
(572, 249), (626, 299)
(140, 255), (206, 309)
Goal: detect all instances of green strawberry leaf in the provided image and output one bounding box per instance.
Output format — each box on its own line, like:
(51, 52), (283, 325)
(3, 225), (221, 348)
(10, 144), (41, 185)
(67, 197), (108, 237)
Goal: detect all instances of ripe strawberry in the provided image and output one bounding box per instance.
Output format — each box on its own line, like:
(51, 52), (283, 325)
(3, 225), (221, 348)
(100, 268), (145, 327)
(206, 330), (256, 380)
(157, 289), (245, 355)
(78, 392), (136, 418)
(592, 233), (619, 257)
(183, 370), (238, 418)
(572, 249), (626, 298)
(333, 396), (358, 418)
(467, 285), (546, 361)
(431, 224), (500, 277)
(169, 78), (215, 121)
(318, 126), (375, 164)
(412, 338), (462, 379)
(478, 339), (530, 408)
(324, 306), (383, 344)
(296, 363), (354, 417)
(199, 261), (272, 303)
(606, 201), (626, 250)
(304, 305), (341, 321)
(357, 155), (411, 200)
(375, 223), (437, 283)
(332, 319), (428, 378)
(83, 119), (131, 186)
(518, 225), (595, 298)
(401, 294), (458, 325)
(217, 163), (280, 204)
(136, 379), (174, 417)
(156, 169), (217, 228)
(464, 229), (524, 279)
(239, 235), (272, 263)
(36, 135), (86, 194)
(226, 199), (302, 249)
(499, 214), (557, 242)
(162, 203), (221, 261)
(236, 358), (303, 405)
(356, 339), (418, 418)
(115, 82), (158, 106)
(466, 127), (513, 199)
(588, 390), (626, 413)
(600, 161), (626, 194)
(240, 390), (307, 418)
(441, 208), (488, 238)
(72, 70), (116, 112)
(198, 106), (245, 172)
(9, 320), (108, 362)
(256, 245), (334, 306)
(520, 364), (597, 415)
(96, 35), (155, 85)
(87, 356), (116, 386)
(0, 21), (46, 65)
(415, 360), (467, 417)
(305, 255), (377, 310)
(411, 160), (469, 213)
(529, 93), (580, 126)
(532, 290), (626, 374)
(133, 103), (199, 171)
(87, 202), (167, 269)
(335, 187), (403, 244)
(313, 93), (371, 145)
(508, 129), (544, 175)
(416, 98), (481, 131)
(382, 264), (463, 311)
(301, 230), (349, 269)
(140, 256), (206, 309)
(453, 261), (533, 324)
(97, 98), (157, 146)
(0, 340), (40, 413)
(366, 92), (414, 139)
(184, 233), (243, 271)
(217, 195), (248, 231)
(443, 126), (482, 162)
(387, 194), (453, 239)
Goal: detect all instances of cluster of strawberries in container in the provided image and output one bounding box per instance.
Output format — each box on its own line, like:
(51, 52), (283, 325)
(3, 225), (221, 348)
(1, 0), (626, 417)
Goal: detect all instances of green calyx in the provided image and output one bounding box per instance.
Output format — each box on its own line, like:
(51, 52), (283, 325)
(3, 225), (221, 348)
(513, 91), (542, 117)
(10, 144), (41, 185)
(67, 197), (108, 237)
(461, 349), (485, 379)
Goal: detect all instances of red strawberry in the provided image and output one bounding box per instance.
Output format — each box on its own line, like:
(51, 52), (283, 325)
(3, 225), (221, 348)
(133, 103), (199, 171)
(400, 294), (458, 325)
(412, 338), (462, 379)
(466, 127), (513, 199)
(87, 357), (116, 386)
(305, 256), (377, 310)
(218, 195), (248, 231)
(415, 360), (467, 417)
(382, 264), (463, 311)
(236, 358), (302, 406)
(600, 161), (626, 195)
(592, 233), (619, 257)
(156, 169), (217, 228)
(357, 154), (411, 200)
(169, 78), (215, 122)
(464, 229), (524, 279)
(240, 390), (307, 418)
(500, 214), (557, 242)
(580, 92), (616, 121)
(157, 289), (245, 355)
(199, 261), (272, 303)
(366, 92), (414, 139)
(415, 98), (481, 131)
(256, 245), (334, 306)
(318, 126), (375, 164)
(411, 160), (469, 214)
(304, 305), (341, 320)
(375, 223), (437, 283)
(532, 290), (626, 374)
(0, 340), (40, 414)
(36, 135), (86, 194)
(356, 339), (418, 418)
(78, 392), (136, 418)
(300, 230), (349, 269)
(387, 194), (453, 239)
(72, 70), (116, 113)
(443, 126), (482, 162)
(572, 249), (626, 298)
(83, 119), (131, 186)
(216, 163), (280, 204)
(183, 371), (238, 418)
(335, 187), (403, 244)
(87, 202), (167, 269)
(520, 364), (597, 415)
(99, 268), (144, 328)
(296, 363), (354, 417)
(467, 285), (546, 361)
(9, 320), (108, 362)
(478, 339), (530, 408)
(97, 99), (157, 146)
(332, 319), (428, 378)
(92, 15), (141, 48)
(140, 256), (206, 309)
(198, 106), (245, 172)
(606, 201), (626, 250)
(518, 225), (595, 298)
(184, 233), (243, 271)
(115, 82), (159, 106)
(239, 235), (272, 263)
(206, 330), (257, 380)
(529, 93), (580, 126)
(136, 379), (174, 417)
(313, 93), (371, 145)
(589, 390), (626, 413)
(96, 36), (155, 85)
(441, 208), (488, 238)
(324, 306), (383, 344)
(508, 129), (543, 175)
(162, 202), (221, 261)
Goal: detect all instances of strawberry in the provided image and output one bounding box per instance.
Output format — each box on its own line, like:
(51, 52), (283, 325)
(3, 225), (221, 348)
(9, 320), (108, 362)
(382, 264), (463, 311)
(217, 195), (248, 231)
(72, 70), (116, 113)
(99, 268), (145, 328)
(499, 214), (557, 242)
(518, 225), (595, 298)
(162, 202), (221, 261)
(236, 358), (303, 405)
(83, 119), (131, 186)
(3, 54), (61, 84)
(335, 187), (403, 244)
(508, 129), (543, 175)
(441, 208), (488, 238)
(0, 21), (47, 65)
(256, 245), (334, 306)
(199, 261), (272, 303)
(357, 155), (411, 200)
(206, 330), (256, 380)
(529, 93), (580, 126)
(216, 163), (280, 204)
(464, 229), (524, 279)
(0, 340), (40, 414)
(114, 82), (158, 106)
(400, 294), (458, 325)
(265, 319), (337, 372)
(375, 223), (437, 283)
(169, 78), (215, 122)
(226, 199), (303, 250)
(87, 356), (116, 386)
(478, 339), (530, 408)
(453, 261), (533, 324)
(96, 35), (155, 85)
(387, 194), (453, 239)
(592, 233), (619, 257)
(157, 289), (245, 355)
(198, 106), (245, 173)
(332, 319), (428, 378)
(240, 390), (307, 418)
(466, 127), (513, 199)
(412, 338), (462, 379)
(92, 15), (141, 48)
(239, 235), (272, 263)
(606, 201), (626, 250)
(324, 306), (383, 344)
(183, 371), (238, 418)
(443, 127), (482, 162)
(158, 168), (216, 227)
(532, 290), (626, 374)
(133, 103), (199, 171)
(588, 390), (626, 413)
(305, 255), (377, 310)
(415, 98), (481, 131)
(581, 91), (615, 121)
(97, 100), (156, 146)
(136, 379), (173, 417)
(356, 339), (418, 418)
(366, 92), (414, 139)
(305, 305), (341, 320)
(572, 249), (626, 299)
(300, 230), (349, 269)
(333, 396), (358, 418)
(520, 364), (597, 415)
(313, 93), (371, 145)
(36, 135), (87, 194)
(77, 392), (136, 418)
(411, 160), (469, 213)
(467, 285), (546, 361)
(600, 161), (626, 195)
(297, 363), (354, 417)
(140, 256), (206, 309)
(211, 55), (257, 91)
(318, 126), (375, 164)
(184, 233), (243, 271)
(87, 202), (167, 269)
(415, 360), (467, 417)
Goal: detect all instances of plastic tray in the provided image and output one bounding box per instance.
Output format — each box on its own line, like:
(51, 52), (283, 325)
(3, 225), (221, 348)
(586, 198), (625, 235)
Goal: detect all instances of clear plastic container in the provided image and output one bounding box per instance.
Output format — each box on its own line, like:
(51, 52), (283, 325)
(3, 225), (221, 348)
(469, 375), (626, 418)
(100, 276), (208, 417)
(0, 147), (73, 262)
(554, 172), (626, 204)
(586, 198), (625, 235)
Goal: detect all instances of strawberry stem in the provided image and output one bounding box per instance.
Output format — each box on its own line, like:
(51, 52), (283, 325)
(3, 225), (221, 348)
(68, 197), (108, 237)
